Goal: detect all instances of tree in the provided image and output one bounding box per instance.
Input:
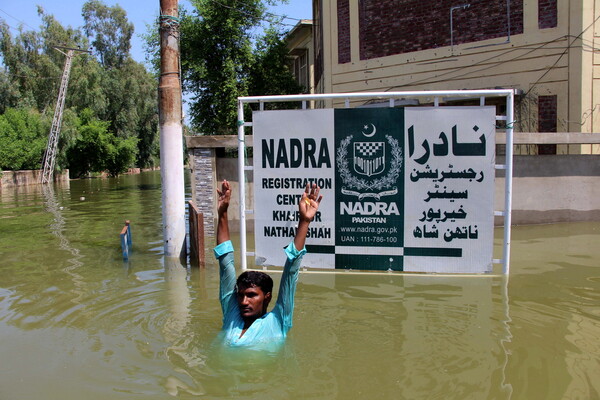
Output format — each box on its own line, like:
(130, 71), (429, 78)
(82, 0), (134, 69)
(81, 1), (158, 166)
(0, 70), (21, 114)
(66, 110), (138, 177)
(177, 0), (299, 135)
(0, 2), (159, 172)
(179, 0), (257, 134)
(0, 108), (49, 170)
(0, 9), (88, 113)
(248, 26), (304, 108)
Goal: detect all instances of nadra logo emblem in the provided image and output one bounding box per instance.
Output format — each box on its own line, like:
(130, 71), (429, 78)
(337, 123), (403, 200)
(354, 142), (385, 177)
(353, 123), (385, 177)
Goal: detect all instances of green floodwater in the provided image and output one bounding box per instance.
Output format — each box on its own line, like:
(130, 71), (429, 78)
(0, 171), (599, 399)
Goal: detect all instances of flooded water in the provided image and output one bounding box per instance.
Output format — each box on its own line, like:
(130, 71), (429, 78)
(0, 171), (599, 399)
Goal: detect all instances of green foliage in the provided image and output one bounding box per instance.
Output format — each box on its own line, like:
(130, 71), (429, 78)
(66, 113), (138, 177)
(0, 10), (88, 113)
(0, 70), (21, 114)
(82, 0), (134, 69)
(175, 0), (299, 134)
(104, 135), (138, 177)
(0, 1), (158, 173)
(0, 108), (49, 170)
(248, 26), (304, 109)
(179, 0), (256, 134)
(67, 55), (107, 115)
(55, 108), (81, 172)
(141, 20), (160, 75)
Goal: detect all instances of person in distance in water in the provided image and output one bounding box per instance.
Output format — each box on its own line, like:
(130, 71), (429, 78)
(214, 179), (322, 347)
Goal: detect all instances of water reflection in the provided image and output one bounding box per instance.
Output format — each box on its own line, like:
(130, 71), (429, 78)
(0, 173), (599, 399)
(41, 184), (85, 302)
(162, 258), (202, 396)
(287, 273), (515, 399)
(500, 276), (514, 398)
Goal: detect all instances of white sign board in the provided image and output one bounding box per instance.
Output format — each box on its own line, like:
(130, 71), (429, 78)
(252, 107), (495, 273)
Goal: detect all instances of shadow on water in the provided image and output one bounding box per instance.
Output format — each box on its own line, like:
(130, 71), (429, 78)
(0, 171), (599, 399)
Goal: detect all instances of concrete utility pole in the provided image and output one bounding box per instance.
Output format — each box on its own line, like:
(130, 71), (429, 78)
(41, 46), (90, 184)
(159, 0), (186, 259)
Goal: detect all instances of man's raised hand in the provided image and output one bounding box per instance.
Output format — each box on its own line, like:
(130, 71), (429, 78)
(217, 179), (231, 216)
(299, 184), (323, 223)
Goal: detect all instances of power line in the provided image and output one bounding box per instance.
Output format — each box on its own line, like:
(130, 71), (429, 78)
(386, 31), (595, 92)
(204, 0), (304, 28)
(433, 37), (569, 84)
(384, 11), (600, 93)
(0, 7), (39, 32)
(1, 19), (23, 33)
(387, 36), (567, 91)
(208, 0), (304, 21)
(525, 14), (600, 97)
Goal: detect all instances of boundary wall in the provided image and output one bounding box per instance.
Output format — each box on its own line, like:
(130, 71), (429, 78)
(1, 170), (69, 189)
(186, 134), (600, 232)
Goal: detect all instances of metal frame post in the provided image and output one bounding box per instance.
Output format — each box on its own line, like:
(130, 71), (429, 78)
(238, 100), (248, 270)
(503, 91), (514, 274)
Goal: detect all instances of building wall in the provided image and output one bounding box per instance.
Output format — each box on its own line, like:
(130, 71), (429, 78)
(314, 0), (599, 153)
(494, 155), (600, 224)
(286, 21), (316, 96)
(356, 0), (523, 60)
(591, 0), (600, 154)
(199, 154), (600, 230)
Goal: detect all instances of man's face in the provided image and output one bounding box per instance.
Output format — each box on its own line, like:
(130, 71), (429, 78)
(237, 284), (272, 321)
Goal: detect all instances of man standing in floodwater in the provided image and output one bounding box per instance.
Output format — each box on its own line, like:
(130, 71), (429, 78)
(213, 179), (322, 347)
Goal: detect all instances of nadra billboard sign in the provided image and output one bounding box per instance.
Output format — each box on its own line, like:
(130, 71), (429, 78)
(253, 107), (496, 273)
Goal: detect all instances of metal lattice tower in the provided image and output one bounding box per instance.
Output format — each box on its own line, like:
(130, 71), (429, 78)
(41, 47), (89, 184)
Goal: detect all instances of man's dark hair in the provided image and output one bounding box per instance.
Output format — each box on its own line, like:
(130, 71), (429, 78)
(236, 271), (273, 294)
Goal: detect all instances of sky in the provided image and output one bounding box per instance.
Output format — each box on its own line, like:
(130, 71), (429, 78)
(0, 0), (313, 65)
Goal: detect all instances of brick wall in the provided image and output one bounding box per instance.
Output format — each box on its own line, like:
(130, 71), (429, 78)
(337, 0), (351, 64)
(538, 0), (557, 29)
(538, 95), (558, 154)
(192, 148), (216, 236)
(314, 0), (324, 89)
(356, 0), (523, 60)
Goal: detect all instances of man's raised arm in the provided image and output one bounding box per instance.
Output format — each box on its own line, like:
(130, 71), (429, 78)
(274, 184), (323, 333)
(214, 179), (235, 314)
(294, 184), (323, 251)
(216, 179), (231, 245)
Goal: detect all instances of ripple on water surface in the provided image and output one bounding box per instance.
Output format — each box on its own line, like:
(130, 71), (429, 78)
(1, 174), (600, 399)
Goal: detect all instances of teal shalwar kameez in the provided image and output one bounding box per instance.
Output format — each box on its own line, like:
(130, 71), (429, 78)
(213, 240), (306, 347)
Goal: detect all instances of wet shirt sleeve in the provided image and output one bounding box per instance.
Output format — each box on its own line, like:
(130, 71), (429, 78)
(272, 241), (307, 334)
(214, 240), (237, 317)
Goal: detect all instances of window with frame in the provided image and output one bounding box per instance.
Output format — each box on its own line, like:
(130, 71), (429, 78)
(293, 50), (309, 92)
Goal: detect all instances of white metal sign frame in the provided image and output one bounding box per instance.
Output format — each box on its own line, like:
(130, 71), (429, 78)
(237, 90), (514, 275)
